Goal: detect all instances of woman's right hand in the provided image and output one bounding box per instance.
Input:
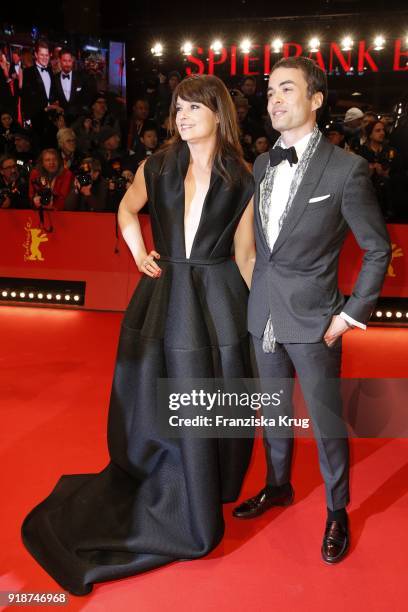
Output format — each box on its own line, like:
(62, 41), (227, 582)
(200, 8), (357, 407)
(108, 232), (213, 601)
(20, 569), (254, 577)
(136, 250), (162, 278)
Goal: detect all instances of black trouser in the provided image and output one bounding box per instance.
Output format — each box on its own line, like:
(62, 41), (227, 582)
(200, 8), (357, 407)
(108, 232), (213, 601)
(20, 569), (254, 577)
(251, 335), (349, 510)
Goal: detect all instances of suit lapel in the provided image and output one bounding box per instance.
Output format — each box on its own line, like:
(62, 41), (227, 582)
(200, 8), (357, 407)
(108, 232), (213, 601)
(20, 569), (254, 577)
(253, 154), (270, 255)
(271, 137), (334, 256)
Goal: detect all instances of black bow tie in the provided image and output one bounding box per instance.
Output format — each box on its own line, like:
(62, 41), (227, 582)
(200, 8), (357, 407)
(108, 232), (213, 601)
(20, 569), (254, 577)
(269, 145), (298, 167)
(39, 67), (47, 73)
(62, 73), (70, 80)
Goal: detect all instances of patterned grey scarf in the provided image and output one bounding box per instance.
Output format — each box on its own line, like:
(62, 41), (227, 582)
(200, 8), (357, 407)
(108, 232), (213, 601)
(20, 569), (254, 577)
(260, 125), (322, 352)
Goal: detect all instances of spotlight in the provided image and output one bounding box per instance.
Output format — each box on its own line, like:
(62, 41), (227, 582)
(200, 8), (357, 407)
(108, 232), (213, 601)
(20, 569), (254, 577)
(151, 42), (163, 57)
(74, 295), (80, 302)
(131, 57), (135, 62)
(28, 292), (34, 299)
(240, 38), (251, 54)
(373, 35), (385, 50)
(341, 36), (353, 51)
(271, 38), (283, 53)
(309, 37), (320, 52)
(1, 291), (7, 297)
(11, 291), (16, 298)
(46, 293), (52, 300)
(19, 292), (26, 298)
(65, 295), (71, 301)
(56, 294), (61, 300)
(210, 40), (223, 54)
(376, 311), (382, 317)
(37, 293), (43, 299)
(386, 311), (392, 318)
(396, 312), (402, 318)
(181, 41), (193, 55)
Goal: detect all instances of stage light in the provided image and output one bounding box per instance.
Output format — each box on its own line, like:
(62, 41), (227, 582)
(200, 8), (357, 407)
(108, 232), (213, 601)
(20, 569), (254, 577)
(151, 43), (163, 57)
(46, 293), (52, 300)
(28, 292), (34, 299)
(65, 295), (71, 301)
(131, 57), (135, 62)
(56, 294), (61, 300)
(181, 41), (193, 55)
(19, 292), (25, 298)
(271, 38), (283, 53)
(240, 38), (251, 54)
(74, 295), (80, 302)
(11, 291), (16, 298)
(396, 312), (402, 318)
(386, 311), (392, 318)
(1, 291), (7, 297)
(376, 311), (382, 317)
(373, 35), (385, 50)
(210, 40), (223, 54)
(341, 36), (354, 51)
(37, 293), (43, 299)
(309, 38), (320, 52)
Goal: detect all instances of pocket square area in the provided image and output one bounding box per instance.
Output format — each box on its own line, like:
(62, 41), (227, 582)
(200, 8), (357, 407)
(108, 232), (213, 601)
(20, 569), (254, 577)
(308, 194), (331, 203)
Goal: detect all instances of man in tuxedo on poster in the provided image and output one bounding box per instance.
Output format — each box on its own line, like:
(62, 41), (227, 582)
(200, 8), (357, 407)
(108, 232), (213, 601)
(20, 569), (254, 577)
(233, 56), (391, 564)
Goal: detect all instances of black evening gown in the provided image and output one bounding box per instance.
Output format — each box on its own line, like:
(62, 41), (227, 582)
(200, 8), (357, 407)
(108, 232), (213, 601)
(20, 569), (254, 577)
(21, 142), (255, 595)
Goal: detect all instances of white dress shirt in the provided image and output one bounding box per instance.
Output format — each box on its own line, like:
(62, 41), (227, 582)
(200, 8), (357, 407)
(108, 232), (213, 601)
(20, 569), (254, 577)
(60, 71), (72, 101)
(36, 63), (51, 100)
(261, 130), (365, 330)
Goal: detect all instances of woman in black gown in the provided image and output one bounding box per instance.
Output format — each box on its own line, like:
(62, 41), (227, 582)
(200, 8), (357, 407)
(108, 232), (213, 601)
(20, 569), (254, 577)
(21, 74), (256, 595)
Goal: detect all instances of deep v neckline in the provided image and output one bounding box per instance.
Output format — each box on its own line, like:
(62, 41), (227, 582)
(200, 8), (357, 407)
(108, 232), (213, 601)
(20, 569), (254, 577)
(177, 142), (219, 259)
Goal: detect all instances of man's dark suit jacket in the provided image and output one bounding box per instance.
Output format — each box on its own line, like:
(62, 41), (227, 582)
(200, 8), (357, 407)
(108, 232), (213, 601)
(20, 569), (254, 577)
(21, 65), (58, 123)
(248, 136), (391, 343)
(55, 71), (97, 122)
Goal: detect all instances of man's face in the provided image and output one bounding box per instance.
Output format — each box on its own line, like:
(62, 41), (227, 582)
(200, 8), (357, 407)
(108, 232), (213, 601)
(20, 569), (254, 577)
(327, 130), (344, 146)
(370, 122), (386, 144)
(12, 52), (20, 64)
(362, 114), (376, 130)
(236, 105), (248, 122)
(0, 159), (18, 183)
(254, 136), (269, 154)
(1, 114), (13, 129)
(141, 130), (158, 150)
(35, 46), (50, 68)
(168, 76), (180, 91)
(267, 67), (322, 135)
(60, 53), (74, 74)
(14, 136), (30, 153)
(92, 98), (107, 117)
(104, 134), (121, 151)
(241, 79), (256, 96)
(61, 135), (76, 155)
(133, 100), (149, 121)
(42, 153), (58, 174)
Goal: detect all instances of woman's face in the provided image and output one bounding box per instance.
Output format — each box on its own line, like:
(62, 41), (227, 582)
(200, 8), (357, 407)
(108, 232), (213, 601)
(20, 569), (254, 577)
(42, 153), (58, 174)
(175, 97), (219, 144)
(1, 114), (13, 129)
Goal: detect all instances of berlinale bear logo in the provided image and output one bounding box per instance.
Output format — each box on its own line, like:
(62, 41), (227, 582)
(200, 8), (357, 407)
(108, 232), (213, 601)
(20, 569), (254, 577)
(23, 219), (49, 262)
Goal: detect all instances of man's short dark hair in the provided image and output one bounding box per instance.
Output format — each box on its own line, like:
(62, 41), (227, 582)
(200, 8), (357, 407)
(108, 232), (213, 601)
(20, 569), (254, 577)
(34, 39), (50, 53)
(59, 47), (74, 58)
(271, 56), (328, 112)
(140, 122), (158, 137)
(0, 154), (17, 170)
(242, 76), (256, 84)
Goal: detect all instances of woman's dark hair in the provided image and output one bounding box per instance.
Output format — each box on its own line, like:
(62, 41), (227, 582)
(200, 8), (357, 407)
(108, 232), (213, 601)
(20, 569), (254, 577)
(167, 74), (248, 185)
(270, 56), (328, 113)
(365, 120), (385, 140)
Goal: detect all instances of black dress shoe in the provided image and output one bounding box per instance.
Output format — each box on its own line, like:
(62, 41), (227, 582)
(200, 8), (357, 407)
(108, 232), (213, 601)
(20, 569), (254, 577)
(233, 484), (294, 519)
(321, 520), (349, 564)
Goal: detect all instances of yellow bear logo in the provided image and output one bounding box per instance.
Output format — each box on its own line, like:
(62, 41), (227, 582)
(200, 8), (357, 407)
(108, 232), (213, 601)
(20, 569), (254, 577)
(387, 243), (403, 278)
(23, 220), (49, 262)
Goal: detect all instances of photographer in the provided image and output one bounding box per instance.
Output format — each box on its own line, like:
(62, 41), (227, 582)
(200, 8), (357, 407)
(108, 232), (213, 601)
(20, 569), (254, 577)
(106, 158), (134, 213)
(29, 148), (74, 211)
(0, 111), (19, 154)
(0, 154), (29, 209)
(57, 127), (82, 172)
(359, 120), (404, 219)
(12, 128), (37, 178)
(65, 158), (108, 212)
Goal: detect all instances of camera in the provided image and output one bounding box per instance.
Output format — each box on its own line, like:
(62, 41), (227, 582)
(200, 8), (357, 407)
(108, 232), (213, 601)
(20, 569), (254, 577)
(32, 178), (53, 206)
(75, 162), (93, 188)
(110, 160), (127, 191)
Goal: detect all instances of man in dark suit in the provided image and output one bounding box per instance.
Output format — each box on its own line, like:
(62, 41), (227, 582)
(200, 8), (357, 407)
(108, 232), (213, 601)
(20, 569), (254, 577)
(21, 40), (58, 137)
(55, 48), (97, 125)
(233, 57), (391, 564)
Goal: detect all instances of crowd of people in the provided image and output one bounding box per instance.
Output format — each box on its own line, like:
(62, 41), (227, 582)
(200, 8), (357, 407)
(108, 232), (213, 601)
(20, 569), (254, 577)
(0, 39), (407, 220)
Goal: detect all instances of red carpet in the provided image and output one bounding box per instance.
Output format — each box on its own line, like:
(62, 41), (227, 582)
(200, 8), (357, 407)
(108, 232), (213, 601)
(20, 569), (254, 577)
(0, 306), (407, 611)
